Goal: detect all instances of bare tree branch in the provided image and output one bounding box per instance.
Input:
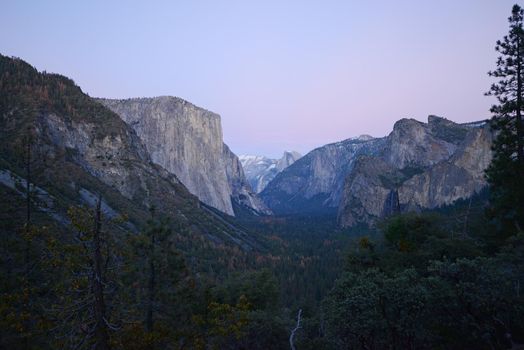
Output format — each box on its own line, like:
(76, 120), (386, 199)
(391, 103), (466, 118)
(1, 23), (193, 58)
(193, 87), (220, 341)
(289, 308), (302, 350)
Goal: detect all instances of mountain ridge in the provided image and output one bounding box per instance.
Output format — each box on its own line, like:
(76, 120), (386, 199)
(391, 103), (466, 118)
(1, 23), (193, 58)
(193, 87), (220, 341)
(260, 135), (387, 215)
(239, 151), (301, 193)
(261, 115), (492, 226)
(0, 54), (265, 260)
(97, 96), (270, 216)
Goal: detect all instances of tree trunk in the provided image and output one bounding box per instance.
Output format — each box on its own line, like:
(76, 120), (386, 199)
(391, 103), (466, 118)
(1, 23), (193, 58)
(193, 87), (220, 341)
(146, 229), (155, 333)
(93, 195), (110, 350)
(516, 33), (524, 175)
(25, 135), (31, 228)
(25, 135), (31, 272)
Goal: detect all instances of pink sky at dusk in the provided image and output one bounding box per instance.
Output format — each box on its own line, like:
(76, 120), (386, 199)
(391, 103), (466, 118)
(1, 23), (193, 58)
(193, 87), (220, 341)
(1, 0), (520, 157)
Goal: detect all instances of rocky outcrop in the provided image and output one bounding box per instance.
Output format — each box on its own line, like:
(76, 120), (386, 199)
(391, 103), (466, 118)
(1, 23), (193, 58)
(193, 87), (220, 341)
(239, 151), (301, 193)
(276, 151), (302, 172)
(0, 54), (263, 253)
(336, 156), (400, 227)
(398, 125), (492, 211)
(259, 115), (491, 224)
(260, 137), (385, 215)
(337, 116), (492, 227)
(97, 97), (267, 216)
(41, 112), (155, 201)
(382, 117), (460, 169)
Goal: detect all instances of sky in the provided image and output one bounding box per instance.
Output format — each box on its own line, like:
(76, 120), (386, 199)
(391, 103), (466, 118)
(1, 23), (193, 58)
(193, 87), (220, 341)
(1, 0), (522, 157)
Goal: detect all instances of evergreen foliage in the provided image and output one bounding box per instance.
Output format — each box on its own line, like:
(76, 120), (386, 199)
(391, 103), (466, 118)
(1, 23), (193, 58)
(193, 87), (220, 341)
(486, 4), (524, 236)
(2, 4), (524, 349)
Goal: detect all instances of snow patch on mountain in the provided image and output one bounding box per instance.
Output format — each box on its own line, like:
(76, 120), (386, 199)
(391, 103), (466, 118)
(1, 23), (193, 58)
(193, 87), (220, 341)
(239, 151), (302, 193)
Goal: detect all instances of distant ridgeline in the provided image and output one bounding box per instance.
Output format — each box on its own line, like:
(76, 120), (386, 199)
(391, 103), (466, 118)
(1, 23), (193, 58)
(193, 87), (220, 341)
(261, 116), (492, 226)
(239, 151), (302, 193)
(0, 53), (492, 232)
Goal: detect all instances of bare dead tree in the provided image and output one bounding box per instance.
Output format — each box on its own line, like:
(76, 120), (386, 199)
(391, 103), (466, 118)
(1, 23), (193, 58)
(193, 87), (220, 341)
(289, 309), (302, 350)
(25, 131), (32, 229)
(22, 131), (34, 350)
(146, 207), (156, 333)
(23, 130), (34, 277)
(52, 195), (118, 349)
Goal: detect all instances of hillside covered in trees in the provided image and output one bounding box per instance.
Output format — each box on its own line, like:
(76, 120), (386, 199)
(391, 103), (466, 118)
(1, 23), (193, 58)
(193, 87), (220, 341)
(1, 4), (524, 350)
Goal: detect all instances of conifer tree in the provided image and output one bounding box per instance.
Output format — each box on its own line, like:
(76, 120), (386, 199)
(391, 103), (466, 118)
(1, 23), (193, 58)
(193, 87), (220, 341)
(486, 4), (524, 235)
(118, 206), (191, 348)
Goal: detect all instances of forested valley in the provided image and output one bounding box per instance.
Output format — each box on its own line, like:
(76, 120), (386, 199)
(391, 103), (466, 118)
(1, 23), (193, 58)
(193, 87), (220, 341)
(1, 4), (524, 350)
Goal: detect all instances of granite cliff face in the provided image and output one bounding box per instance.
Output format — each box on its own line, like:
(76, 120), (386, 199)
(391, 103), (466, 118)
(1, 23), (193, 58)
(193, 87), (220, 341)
(41, 112), (155, 201)
(398, 125), (492, 211)
(0, 55), (262, 253)
(382, 117), (461, 169)
(239, 151), (301, 193)
(260, 136), (385, 215)
(276, 151), (302, 172)
(260, 117), (491, 224)
(98, 97), (268, 216)
(337, 116), (492, 227)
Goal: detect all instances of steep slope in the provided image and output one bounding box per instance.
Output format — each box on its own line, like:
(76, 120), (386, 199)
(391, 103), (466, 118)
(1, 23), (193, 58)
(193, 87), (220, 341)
(382, 117), (461, 169)
(398, 125), (492, 211)
(338, 116), (492, 227)
(260, 136), (385, 215)
(97, 97), (234, 214)
(239, 151), (301, 193)
(98, 97), (269, 216)
(0, 55), (264, 268)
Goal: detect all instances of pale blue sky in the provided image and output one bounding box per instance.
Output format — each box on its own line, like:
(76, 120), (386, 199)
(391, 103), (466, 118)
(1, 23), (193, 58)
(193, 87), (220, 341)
(1, 0), (521, 157)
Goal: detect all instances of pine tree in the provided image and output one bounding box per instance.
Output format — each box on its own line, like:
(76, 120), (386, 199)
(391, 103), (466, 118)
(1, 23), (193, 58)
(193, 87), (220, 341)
(118, 207), (191, 348)
(486, 4), (524, 235)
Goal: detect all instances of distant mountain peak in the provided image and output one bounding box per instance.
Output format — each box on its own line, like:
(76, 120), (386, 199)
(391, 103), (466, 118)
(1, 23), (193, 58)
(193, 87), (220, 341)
(240, 151), (301, 193)
(349, 134), (375, 141)
(260, 116), (492, 224)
